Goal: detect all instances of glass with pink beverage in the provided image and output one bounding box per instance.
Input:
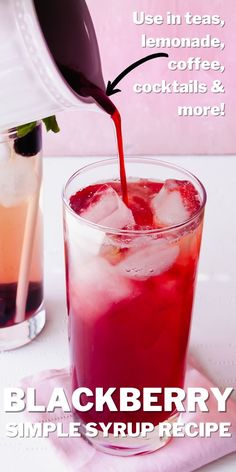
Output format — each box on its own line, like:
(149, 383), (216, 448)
(0, 123), (45, 350)
(63, 158), (206, 455)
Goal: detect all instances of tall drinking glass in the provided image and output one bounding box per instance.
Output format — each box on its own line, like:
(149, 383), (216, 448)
(0, 123), (45, 350)
(63, 158), (206, 455)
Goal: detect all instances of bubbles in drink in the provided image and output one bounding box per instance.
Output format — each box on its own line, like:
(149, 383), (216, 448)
(71, 178), (201, 231)
(151, 179), (201, 227)
(76, 184), (135, 229)
(117, 241), (179, 280)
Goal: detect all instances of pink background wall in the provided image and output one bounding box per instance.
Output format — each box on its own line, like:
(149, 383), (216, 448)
(44, 0), (236, 156)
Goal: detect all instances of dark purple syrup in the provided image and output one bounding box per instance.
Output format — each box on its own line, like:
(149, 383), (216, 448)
(14, 122), (42, 157)
(0, 282), (43, 327)
(57, 64), (128, 204)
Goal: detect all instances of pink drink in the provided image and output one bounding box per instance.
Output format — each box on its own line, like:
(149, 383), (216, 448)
(0, 124), (44, 349)
(0, 198), (43, 327)
(63, 159), (206, 455)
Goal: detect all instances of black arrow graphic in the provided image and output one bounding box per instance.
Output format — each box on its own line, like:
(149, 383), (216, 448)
(106, 53), (169, 96)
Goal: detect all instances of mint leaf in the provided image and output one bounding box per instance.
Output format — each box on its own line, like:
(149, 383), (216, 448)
(17, 115), (60, 138)
(42, 116), (60, 133)
(17, 121), (37, 138)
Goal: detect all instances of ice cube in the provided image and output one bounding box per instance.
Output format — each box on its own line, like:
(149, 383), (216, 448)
(0, 154), (37, 207)
(71, 256), (137, 320)
(80, 184), (135, 229)
(117, 241), (179, 280)
(151, 179), (196, 227)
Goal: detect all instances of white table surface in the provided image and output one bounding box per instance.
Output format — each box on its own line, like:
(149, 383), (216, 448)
(0, 155), (235, 472)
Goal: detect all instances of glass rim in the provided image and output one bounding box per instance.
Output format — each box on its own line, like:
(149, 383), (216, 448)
(62, 157), (207, 236)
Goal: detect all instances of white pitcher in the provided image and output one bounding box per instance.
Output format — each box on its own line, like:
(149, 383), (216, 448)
(0, 0), (105, 131)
